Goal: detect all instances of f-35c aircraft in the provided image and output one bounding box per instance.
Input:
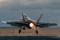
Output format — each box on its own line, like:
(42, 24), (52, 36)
(1, 13), (57, 35)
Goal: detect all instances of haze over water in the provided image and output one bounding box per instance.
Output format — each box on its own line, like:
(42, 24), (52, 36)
(0, 0), (60, 28)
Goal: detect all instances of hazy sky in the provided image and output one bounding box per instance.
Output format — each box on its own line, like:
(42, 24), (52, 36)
(0, 0), (48, 5)
(0, 0), (60, 8)
(0, 0), (48, 8)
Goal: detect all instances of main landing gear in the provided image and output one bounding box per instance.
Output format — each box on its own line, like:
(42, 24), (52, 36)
(18, 27), (38, 35)
(18, 26), (26, 34)
(35, 30), (38, 35)
(19, 29), (21, 34)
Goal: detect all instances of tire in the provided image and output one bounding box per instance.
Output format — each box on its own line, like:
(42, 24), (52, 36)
(35, 30), (38, 35)
(19, 29), (21, 34)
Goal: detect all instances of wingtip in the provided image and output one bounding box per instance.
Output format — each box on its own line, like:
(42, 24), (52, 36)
(1, 21), (7, 24)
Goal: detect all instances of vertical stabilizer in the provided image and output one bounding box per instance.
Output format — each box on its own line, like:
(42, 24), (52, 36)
(22, 13), (32, 22)
(37, 14), (43, 23)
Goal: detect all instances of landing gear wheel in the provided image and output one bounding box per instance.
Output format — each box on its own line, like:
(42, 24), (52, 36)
(19, 29), (21, 34)
(35, 30), (38, 35)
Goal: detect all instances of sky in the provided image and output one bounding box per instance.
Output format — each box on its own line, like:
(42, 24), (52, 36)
(0, 0), (60, 8)
(0, 0), (48, 8)
(0, 0), (48, 5)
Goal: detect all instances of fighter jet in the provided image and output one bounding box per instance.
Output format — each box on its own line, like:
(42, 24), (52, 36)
(1, 13), (57, 35)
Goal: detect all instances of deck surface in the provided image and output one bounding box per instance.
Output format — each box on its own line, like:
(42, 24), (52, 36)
(0, 27), (60, 37)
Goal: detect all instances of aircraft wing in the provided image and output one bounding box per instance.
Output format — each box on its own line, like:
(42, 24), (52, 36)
(37, 22), (57, 28)
(1, 21), (27, 27)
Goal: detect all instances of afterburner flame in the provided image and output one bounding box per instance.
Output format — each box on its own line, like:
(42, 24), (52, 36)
(29, 23), (34, 28)
(29, 23), (36, 30)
